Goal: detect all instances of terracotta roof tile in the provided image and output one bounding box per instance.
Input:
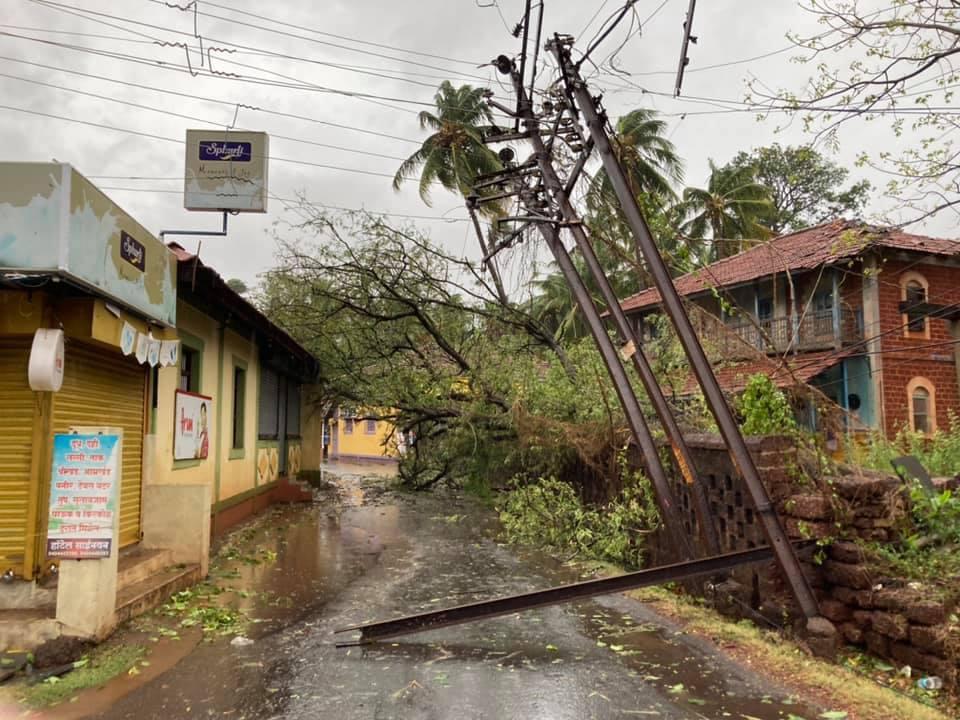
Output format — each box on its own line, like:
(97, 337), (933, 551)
(621, 220), (960, 313)
(679, 349), (854, 396)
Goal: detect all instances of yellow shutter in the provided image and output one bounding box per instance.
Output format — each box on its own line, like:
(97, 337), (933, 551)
(0, 339), (35, 576)
(53, 342), (146, 549)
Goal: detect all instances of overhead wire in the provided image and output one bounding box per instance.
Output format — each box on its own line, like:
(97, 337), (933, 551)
(0, 23), (485, 86)
(0, 55), (423, 145)
(154, 0), (483, 66)
(0, 103), (446, 183)
(27, 0), (493, 82)
(87, 183), (470, 223)
(0, 71), (410, 162)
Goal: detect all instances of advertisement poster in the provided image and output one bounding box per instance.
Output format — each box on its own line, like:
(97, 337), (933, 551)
(47, 433), (120, 559)
(174, 390), (212, 460)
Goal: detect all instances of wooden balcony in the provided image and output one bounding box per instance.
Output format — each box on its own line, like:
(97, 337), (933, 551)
(692, 308), (863, 359)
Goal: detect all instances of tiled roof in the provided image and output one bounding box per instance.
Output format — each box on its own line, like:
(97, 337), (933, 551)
(621, 220), (960, 313)
(679, 349), (854, 396)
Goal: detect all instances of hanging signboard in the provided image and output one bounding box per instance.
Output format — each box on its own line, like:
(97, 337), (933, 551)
(47, 432), (121, 559)
(184, 130), (269, 212)
(174, 390), (213, 460)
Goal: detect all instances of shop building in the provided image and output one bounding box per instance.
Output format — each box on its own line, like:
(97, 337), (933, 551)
(0, 163), (317, 649)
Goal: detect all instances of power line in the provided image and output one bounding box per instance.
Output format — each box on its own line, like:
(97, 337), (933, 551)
(159, 0), (482, 67)
(1, 30), (516, 122)
(0, 71), (410, 162)
(89, 184), (469, 223)
(0, 103), (429, 182)
(28, 0), (492, 82)
(0, 55), (423, 145)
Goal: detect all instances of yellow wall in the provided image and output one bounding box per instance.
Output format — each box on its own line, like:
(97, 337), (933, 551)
(147, 303), (260, 505)
(217, 328), (258, 502)
(147, 302), (217, 493)
(332, 409), (398, 462)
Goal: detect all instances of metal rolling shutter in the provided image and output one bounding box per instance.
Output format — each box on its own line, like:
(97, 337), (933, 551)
(53, 342), (146, 549)
(0, 339), (35, 576)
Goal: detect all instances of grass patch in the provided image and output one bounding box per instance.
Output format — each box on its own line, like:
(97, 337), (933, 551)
(631, 586), (954, 720)
(19, 644), (146, 708)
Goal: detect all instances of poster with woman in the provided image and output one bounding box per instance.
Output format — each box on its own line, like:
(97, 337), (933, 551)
(173, 390), (213, 460)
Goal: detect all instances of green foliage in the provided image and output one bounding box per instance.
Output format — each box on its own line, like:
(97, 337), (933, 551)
(19, 644), (146, 708)
(872, 482), (960, 588)
(738, 373), (799, 437)
(498, 470), (660, 570)
(677, 159), (775, 260)
(392, 80), (502, 208)
(850, 414), (960, 477)
(723, 144), (870, 233)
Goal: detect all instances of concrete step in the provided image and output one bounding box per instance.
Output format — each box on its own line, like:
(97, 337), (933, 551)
(115, 564), (201, 625)
(0, 608), (59, 652)
(117, 548), (175, 591)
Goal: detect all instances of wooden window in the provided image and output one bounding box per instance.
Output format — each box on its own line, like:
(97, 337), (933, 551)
(365, 419), (377, 435)
(905, 281), (927, 333)
(901, 271), (930, 338)
(180, 346), (200, 392)
(232, 365), (246, 450)
(344, 417), (354, 435)
(757, 297), (773, 322)
(907, 377), (936, 435)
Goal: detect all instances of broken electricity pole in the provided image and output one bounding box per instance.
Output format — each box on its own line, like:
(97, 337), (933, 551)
(337, 15), (823, 646)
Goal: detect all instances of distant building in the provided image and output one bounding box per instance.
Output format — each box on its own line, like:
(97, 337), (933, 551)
(619, 220), (960, 437)
(326, 406), (400, 464)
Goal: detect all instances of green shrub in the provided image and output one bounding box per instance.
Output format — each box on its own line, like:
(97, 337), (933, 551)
(850, 412), (960, 477)
(498, 469), (659, 570)
(738, 373), (799, 437)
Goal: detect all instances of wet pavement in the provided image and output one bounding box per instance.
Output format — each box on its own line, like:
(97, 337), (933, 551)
(70, 463), (822, 719)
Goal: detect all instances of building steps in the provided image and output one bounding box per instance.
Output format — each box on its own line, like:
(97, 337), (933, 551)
(117, 547), (175, 590)
(115, 563), (201, 625)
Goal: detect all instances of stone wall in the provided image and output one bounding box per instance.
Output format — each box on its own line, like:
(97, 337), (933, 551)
(644, 434), (959, 683)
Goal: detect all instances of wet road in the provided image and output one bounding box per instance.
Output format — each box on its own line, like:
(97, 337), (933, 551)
(86, 464), (821, 720)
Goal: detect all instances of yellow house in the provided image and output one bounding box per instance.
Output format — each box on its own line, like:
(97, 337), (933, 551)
(157, 244), (317, 536)
(328, 407), (399, 463)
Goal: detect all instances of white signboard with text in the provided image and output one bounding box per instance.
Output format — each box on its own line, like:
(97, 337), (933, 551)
(184, 130), (269, 212)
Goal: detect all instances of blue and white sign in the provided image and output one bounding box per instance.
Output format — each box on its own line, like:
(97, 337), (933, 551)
(198, 141), (252, 162)
(47, 432), (120, 559)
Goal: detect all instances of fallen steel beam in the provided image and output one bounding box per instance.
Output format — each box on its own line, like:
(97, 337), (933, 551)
(334, 542), (812, 645)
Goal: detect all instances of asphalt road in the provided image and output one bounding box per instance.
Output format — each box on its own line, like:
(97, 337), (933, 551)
(85, 465), (822, 720)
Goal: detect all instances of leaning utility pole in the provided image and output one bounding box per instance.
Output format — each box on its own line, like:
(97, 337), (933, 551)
(503, 65), (721, 559)
(475, 68), (698, 562)
(549, 35), (820, 621)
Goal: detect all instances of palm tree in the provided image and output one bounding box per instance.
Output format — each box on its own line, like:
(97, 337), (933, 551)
(393, 81), (503, 206)
(677, 160), (774, 260)
(585, 108), (684, 281)
(588, 108), (684, 209)
(529, 268), (588, 344)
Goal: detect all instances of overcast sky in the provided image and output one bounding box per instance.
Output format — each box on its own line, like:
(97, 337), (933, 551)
(2, 0), (945, 290)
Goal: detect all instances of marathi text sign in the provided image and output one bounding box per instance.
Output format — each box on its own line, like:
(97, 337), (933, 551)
(174, 390), (212, 460)
(47, 433), (120, 559)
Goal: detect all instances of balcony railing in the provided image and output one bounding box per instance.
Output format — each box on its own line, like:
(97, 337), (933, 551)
(693, 307), (863, 358)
